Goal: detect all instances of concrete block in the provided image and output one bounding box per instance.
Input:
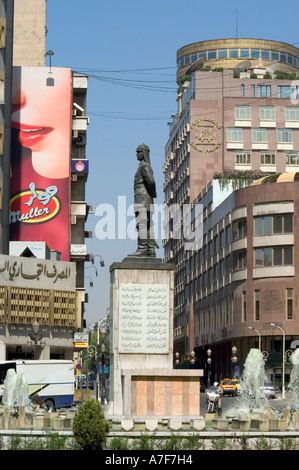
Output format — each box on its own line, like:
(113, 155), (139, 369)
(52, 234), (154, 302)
(168, 419), (182, 431)
(190, 419), (205, 431)
(121, 419), (134, 431)
(145, 419), (158, 431)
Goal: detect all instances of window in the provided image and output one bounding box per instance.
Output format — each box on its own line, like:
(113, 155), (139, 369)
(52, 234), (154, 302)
(218, 49), (227, 59)
(235, 151), (251, 164)
(254, 246), (293, 267)
(251, 85), (255, 97)
(251, 49), (260, 59)
(255, 214), (293, 235)
(240, 49), (249, 58)
(227, 128), (243, 142)
(261, 50), (270, 60)
(260, 152), (275, 165)
(285, 107), (299, 121)
(233, 219), (247, 240)
(278, 129), (293, 143)
(277, 86), (297, 99)
(252, 128), (267, 142)
(235, 106), (251, 120)
(271, 51), (279, 61)
(254, 290), (260, 321)
(229, 48), (238, 58)
(286, 152), (299, 165)
(260, 106), (275, 121)
(257, 85), (271, 98)
(286, 288), (294, 320)
(233, 250), (247, 270)
(241, 84), (245, 97)
(208, 50), (216, 60)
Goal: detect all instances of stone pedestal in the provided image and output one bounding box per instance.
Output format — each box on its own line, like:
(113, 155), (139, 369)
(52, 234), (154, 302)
(108, 257), (203, 421)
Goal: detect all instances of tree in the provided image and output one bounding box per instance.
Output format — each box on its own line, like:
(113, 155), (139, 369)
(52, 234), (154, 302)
(72, 399), (110, 450)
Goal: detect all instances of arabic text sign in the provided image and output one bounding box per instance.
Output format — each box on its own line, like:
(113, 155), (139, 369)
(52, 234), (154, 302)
(119, 283), (170, 354)
(0, 254), (76, 291)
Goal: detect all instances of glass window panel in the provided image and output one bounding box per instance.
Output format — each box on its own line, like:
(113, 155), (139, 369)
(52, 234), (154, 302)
(263, 248), (272, 267)
(240, 49), (249, 58)
(260, 106), (275, 120)
(273, 215), (283, 234)
(271, 51), (279, 61)
(278, 86), (296, 98)
(288, 55), (293, 65)
(255, 248), (263, 266)
(280, 53), (286, 63)
(257, 85), (271, 98)
(261, 50), (270, 60)
(191, 53), (198, 63)
(273, 247), (282, 265)
(229, 48), (238, 58)
(218, 49), (227, 58)
(278, 129), (292, 142)
(251, 85), (255, 97)
(284, 214), (293, 233)
(286, 107), (299, 121)
(263, 216), (272, 235)
(255, 217), (263, 235)
(208, 50), (216, 59)
(284, 246), (293, 265)
(235, 106), (250, 120)
(198, 51), (206, 59)
(251, 49), (260, 58)
(263, 247), (272, 266)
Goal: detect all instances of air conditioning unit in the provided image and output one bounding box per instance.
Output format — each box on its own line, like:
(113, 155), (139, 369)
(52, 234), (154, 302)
(71, 174), (77, 182)
(75, 133), (87, 147)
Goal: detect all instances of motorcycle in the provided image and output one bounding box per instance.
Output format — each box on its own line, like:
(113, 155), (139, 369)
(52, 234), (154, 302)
(206, 386), (221, 414)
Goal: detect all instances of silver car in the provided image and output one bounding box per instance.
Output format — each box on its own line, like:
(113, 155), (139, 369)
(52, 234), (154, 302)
(260, 382), (276, 399)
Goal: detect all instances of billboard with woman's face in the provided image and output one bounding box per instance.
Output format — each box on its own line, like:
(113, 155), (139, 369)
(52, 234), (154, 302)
(9, 67), (72, 261)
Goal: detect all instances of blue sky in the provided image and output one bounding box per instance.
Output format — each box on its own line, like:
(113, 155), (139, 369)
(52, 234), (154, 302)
(46, 0), (299, 326)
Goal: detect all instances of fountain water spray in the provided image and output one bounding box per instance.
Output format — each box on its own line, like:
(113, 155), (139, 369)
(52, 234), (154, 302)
(288, 348), (299, 409)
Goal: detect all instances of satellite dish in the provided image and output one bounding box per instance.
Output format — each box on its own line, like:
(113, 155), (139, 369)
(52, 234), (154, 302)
(234, 60), (252, 74)
(185, 56), (206, 75)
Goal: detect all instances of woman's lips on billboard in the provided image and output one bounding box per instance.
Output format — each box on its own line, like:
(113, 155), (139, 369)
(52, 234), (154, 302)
(12, 122), (53, 148)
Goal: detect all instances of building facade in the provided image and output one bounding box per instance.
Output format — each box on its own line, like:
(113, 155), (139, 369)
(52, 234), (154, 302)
(0, 1), (93, 360)
(164, 38), (299, 384)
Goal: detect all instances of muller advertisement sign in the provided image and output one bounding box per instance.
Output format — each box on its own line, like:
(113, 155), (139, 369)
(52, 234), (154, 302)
(9, 66), (72, 261)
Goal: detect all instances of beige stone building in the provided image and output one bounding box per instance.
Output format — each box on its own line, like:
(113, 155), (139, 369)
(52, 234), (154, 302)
(164, 38), (299, 384)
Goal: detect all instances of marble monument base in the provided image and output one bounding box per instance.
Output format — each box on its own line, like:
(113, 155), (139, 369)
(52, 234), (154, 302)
(107, 257), (203, 421)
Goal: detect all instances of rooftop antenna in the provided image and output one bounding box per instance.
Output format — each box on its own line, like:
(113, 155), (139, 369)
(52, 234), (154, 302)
(235, 9), (239, 38)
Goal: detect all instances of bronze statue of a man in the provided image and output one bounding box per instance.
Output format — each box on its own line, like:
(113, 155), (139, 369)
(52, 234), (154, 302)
(128, 143), (158, 257)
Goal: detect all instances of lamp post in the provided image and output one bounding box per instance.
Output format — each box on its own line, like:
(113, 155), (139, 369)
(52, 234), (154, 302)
(270, 323), (286, 399)
(87, 344), (97, 398)
(248, 326), (261, 350)
(207, 349), (212, 388)
(99, 328), (107, 406)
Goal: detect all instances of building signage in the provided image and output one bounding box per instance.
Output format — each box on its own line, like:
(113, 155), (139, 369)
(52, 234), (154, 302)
(190, 117), (222, 153)
(71, 159), (89, 173)
(10, 66), (72, 261)
(118, 283), (169, 354)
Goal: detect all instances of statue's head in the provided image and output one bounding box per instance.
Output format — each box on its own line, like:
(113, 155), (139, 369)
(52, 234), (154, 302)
(136, 143), (150, 163)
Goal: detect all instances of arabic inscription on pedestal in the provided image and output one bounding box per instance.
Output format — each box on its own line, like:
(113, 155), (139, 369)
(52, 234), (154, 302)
(119, 283), (169, 354)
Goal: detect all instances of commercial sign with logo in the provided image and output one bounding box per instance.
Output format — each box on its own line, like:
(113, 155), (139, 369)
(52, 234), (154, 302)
(9, 67), (72, 261)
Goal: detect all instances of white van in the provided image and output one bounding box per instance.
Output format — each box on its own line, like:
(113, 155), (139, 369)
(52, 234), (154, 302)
(0, 360), (75, 411)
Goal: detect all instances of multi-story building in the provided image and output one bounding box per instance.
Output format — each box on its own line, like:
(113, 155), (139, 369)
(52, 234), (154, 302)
(0, 0), (92, 360)
(164, 38), (299, 384)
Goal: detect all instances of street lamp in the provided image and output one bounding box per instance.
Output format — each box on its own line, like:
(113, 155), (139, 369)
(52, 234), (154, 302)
(87, 344), (98, 399)
(84, 276), (94, 287)
(248, 326), (261, 350)
(99, 327), (107, 406)
(207, 349), (212, 388)
(85, 265), (98, 277)
(270, 323), (286, 399)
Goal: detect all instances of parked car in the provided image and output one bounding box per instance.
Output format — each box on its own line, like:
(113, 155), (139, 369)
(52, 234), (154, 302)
(260, 382), (276, 399)
(231, 378), (241, 395)
(220, 379), (237, 396)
